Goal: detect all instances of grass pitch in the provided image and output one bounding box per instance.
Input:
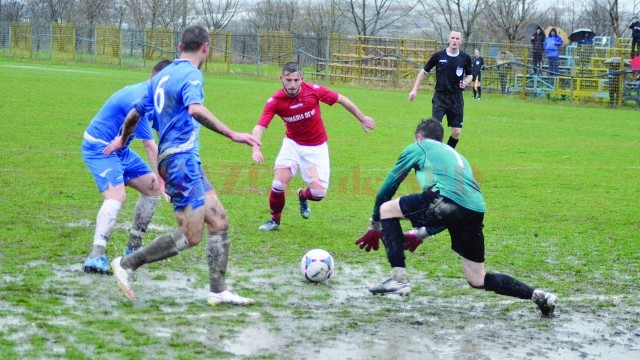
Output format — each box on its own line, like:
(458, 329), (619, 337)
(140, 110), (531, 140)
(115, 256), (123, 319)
(0, 58), (639, 359)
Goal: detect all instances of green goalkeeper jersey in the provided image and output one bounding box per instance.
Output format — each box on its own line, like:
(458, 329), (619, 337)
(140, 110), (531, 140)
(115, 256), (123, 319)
(372, 138), (486, 220)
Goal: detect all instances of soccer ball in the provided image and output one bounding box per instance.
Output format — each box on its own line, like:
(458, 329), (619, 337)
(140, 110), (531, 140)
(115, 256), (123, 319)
(300, 249), (334, 283)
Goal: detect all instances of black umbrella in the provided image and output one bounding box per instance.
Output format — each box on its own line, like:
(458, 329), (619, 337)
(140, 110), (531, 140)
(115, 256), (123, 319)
(569, 28), (596, 43)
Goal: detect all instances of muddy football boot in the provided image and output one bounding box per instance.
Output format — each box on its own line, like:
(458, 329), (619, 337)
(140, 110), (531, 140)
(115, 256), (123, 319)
(111, 257), (135, 300)
(83, 256), (111, 275)
(369, 278), (412, 296)
(297, 189), (311, 219)
(259, 219), (280, 231)
(532, 289), (557, 316)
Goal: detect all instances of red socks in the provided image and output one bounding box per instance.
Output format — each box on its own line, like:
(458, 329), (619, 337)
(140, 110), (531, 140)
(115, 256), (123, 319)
(269, 188), (285, 224)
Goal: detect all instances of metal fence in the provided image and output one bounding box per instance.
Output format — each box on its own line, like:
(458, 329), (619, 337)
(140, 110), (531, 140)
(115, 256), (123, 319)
(1, 21), (638, 108)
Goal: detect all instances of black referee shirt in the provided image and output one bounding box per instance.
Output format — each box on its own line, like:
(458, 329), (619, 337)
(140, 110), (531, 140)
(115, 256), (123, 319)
(423, 49), (472, 94)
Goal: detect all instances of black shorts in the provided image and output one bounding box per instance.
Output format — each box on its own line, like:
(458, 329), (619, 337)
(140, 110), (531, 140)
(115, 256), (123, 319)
(432, 92), (464, 128)
(472, 72), (482, 82)
(399, 191), (485, 263)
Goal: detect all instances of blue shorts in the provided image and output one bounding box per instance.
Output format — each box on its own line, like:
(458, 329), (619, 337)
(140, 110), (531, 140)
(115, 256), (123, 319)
(159, 153), (212, 211)
(82, 140), (153, 193)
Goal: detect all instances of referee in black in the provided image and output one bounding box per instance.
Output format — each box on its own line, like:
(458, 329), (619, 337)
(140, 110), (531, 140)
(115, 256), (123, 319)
(471, 49), (484, 100)
(409, 31), (472, 149)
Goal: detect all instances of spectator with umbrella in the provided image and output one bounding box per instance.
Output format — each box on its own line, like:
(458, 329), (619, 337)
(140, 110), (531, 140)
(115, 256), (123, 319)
(569, 28), (595, 45)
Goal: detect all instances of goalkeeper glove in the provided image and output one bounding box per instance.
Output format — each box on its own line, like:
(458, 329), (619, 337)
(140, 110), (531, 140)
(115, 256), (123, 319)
(404, 226), (446, 253)
(355, 219), (382, 252)
(404, 229), (424, 253)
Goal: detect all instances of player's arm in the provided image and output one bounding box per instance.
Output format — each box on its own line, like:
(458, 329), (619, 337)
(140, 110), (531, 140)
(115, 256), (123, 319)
(251, 125), (266, 163)
(371, 148), (418, 221)
(140, 139), (168, 201)
(356, 148), (415, 252)
(336, 94), (375, 133)
(188, 103), (260, 147)
(409, 69), (427, 101)
(460, 74), (474, 89)
(104, 108), (141, 155)
(459, 55), (474, 89)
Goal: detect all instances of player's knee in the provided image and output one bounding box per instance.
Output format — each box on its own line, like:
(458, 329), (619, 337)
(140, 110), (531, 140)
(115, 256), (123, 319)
(107, 194), (126, 205)
(272, 180), (287, 192)
(309, 187), (327, 201)
(183, 229), (204, 247)
(147, 181), (165, 196)
(208, 218), (229, 233)
(379, 201), (401, 219)
(451, 128), (462, 137)
(207, 207), (229, 233)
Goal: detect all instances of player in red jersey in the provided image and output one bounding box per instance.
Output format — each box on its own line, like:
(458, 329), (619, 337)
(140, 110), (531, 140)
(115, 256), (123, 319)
(252, 62), (376, 231)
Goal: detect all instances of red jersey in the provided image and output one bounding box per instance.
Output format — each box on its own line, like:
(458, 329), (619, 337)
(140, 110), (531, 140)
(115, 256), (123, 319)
(258, 82), (339, 146)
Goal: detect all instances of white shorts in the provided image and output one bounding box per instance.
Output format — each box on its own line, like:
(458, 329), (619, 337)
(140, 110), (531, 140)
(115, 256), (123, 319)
(274, 138), (330, 188)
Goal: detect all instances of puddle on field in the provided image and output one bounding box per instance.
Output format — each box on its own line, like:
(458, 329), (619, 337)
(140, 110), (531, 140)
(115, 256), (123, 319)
(220, 263), (640, 360)
(48, 262), (209, 309)
(223, 326), (294, 357)
(2, 261), (639, 359)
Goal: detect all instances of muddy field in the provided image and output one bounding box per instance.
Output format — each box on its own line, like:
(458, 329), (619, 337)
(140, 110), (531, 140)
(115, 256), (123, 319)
(1, 260), (638, 360)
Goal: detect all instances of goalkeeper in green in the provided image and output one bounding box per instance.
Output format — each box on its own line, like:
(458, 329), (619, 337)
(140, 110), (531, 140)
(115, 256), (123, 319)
(355, 118), (557, 316)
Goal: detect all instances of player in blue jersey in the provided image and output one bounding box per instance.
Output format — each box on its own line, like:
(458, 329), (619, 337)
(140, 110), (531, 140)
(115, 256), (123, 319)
(355, 119), (557, 316)
(81, 59), (172, 275)
(104, 25), (260, 306)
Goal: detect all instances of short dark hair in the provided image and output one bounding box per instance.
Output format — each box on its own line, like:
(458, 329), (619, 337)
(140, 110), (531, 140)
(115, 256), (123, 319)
(415, 118), (444, 142)
(152, 59), (172, 76)
(282, 62), (302, 75)
(181, 25), (209, 52)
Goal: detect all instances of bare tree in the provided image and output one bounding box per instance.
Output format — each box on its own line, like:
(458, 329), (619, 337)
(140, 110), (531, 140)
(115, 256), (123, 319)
(340, 0), (416, 36)
(25, 0), (77, 23)
(414, 0), (484, 42)
(482, 0), (536, 41)
(576, 0), (610, 36)
(155, 0), (185, 30)
(121, 0), (183, 29)
(77, 0), (111, 26)
(1, 0), (26, 21)
(123, 0), (146, 28)
(302, 0), (347, 37)
(575, 0), (629, 39)
(246, 0), (300, 33)
(198, 0), (240, 31)
(113, 0), (128, 28)
(604, 0), (621, 38)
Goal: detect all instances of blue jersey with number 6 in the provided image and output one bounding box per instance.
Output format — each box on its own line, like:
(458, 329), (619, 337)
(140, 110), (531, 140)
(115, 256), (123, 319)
(134, 59), (205, 161)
